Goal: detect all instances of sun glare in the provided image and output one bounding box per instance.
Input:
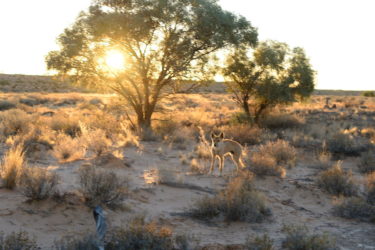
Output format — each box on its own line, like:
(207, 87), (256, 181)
(104, 49), (125, 71)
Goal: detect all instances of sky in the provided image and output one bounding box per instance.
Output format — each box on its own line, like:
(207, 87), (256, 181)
(0, 0), (374, 90)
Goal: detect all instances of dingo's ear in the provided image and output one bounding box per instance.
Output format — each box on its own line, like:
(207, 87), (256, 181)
(219, 132), (224, 139)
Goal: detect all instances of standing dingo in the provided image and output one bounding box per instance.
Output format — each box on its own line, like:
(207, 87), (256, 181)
(209, 132), (245, 175)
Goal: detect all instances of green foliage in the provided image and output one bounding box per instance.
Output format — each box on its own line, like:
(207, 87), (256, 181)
(46, 0), (258, 129)
(224, 41), (315, 123)
(362, 91), (375, 97)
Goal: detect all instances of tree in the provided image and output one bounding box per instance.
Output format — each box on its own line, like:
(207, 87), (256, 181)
(46, 0), (258, 132)
(223, 40), (315, 124)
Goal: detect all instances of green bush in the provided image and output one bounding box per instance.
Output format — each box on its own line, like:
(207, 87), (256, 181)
(362, 91), (375, 97)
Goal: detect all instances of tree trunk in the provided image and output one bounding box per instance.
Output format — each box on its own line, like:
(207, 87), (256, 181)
(241, 95), (254, 124)
(254, 103), (267, 125)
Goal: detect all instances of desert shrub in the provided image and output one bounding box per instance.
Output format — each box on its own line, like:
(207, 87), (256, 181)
(366, 172), (375, 205)
(229, 112), (253, 125)
(258, 140), (297, 168)
(281, 225), (338, 250)
(250, 152), (285, 177)
(245, 234), (274, 250)
(260, 113), (304, 130)
(78, 166), (128, 208)
(357, 150), (375, 173)
(221, 124), (264, 145)
(189, 176), (271, 222)
(0, 231), (38, 250)
(80, 126), (112, 157)
(54, 235), (98, 250)
(317, 162), (357, 196)
(190, 158), (206, 174)
(0, 145), (26, 189)
(18, 167), (59, 200)
(52, 133), (86, 163)
(333, 197), (375, 222)
(0, 109), (33, 138)
(327, 132), (368, 156)
(105, 216), (194, 250)
(49, 113), (81, 137)
(362, 91), (375, 97)
(0, 100), (16, 111)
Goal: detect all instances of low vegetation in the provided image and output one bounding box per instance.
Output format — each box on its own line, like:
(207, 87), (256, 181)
(333, 197), (375, 223)
(189, 175), (271, 222)
(317, 162), (357, 196)
(357, 150), (375, 173)
(257, 139), (297, 168)
(0, 145), (26, 189)
(281, 225), (338, 250)
(78, 166), (128, 208)
(52, 133), (86, 163)
(245, 234), (274, 250)
(18, 167), (59, 201)
(0, 231), (38, 250)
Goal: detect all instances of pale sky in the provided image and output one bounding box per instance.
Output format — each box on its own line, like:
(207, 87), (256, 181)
(0, 0), (374, 90)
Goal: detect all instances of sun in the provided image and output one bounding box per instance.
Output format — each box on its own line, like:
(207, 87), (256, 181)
(104, 49), (125, 71)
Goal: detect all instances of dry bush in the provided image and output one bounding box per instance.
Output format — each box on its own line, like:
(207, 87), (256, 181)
(0, 231), (38, 250)
(52, 133), (86, 163)
(0, 145), (26, 189)
(0, 100), (16, 111)
(367, 172), (375, 205)
(333, 197), (375, 223)
(221, 124), (265, 145)
(54, 234), (98, 250)
(155, 166), (184, 185)
(78, 166), (128, 208)
(18, 167), (59, 201)
(49, 113), (81, 137)
(249, 152), (285, 177)
(281, 225), (338, 250)
(189, 175), (271, 222)
(258, 140), (297, 168)
(80, 125), (112, 157)
(357, 150), (375, 173)
(190, 158), (207, 175)
(245, 234), (274, 250)
(327, 132), (369, 156)
(317, 162), (357, 196)
(105, 217), (194, 250)
(260, 113), (304, 130)
(0, 109), (33, 139)
(82, 111), (123, 139)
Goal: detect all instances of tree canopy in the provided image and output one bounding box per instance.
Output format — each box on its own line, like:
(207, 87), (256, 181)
(46, 0), (258, 130)
(223, 40), (315, 124)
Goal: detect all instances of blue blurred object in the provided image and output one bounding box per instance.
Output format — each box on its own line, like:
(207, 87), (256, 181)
(93, 205), (107, 250)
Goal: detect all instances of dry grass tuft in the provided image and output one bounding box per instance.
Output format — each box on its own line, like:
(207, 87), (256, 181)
(0, 231), (38, 250)
(0, 145), (26, 189)
(18, 167), (59, 201)
(52, 133), (86, 163)
(366, 172), (375, 205)
(246, 234), (274, 250)
(333, 197), (375, 223)
(261, 113), (304, 130)
(0, 109), (33, 139)
(80, 125), (112, 157)
(221, 124), (265, 145)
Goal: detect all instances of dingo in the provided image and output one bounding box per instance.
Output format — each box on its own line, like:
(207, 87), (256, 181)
(209, 132), (245, 175)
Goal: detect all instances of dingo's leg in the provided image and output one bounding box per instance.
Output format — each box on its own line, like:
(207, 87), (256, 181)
(219, 155), (224, 176)
(231, 153), (243, 173)
(209, 154), (216, 174)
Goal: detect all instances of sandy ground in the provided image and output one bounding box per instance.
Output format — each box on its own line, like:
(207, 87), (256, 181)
(0, 138), (374, 249)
